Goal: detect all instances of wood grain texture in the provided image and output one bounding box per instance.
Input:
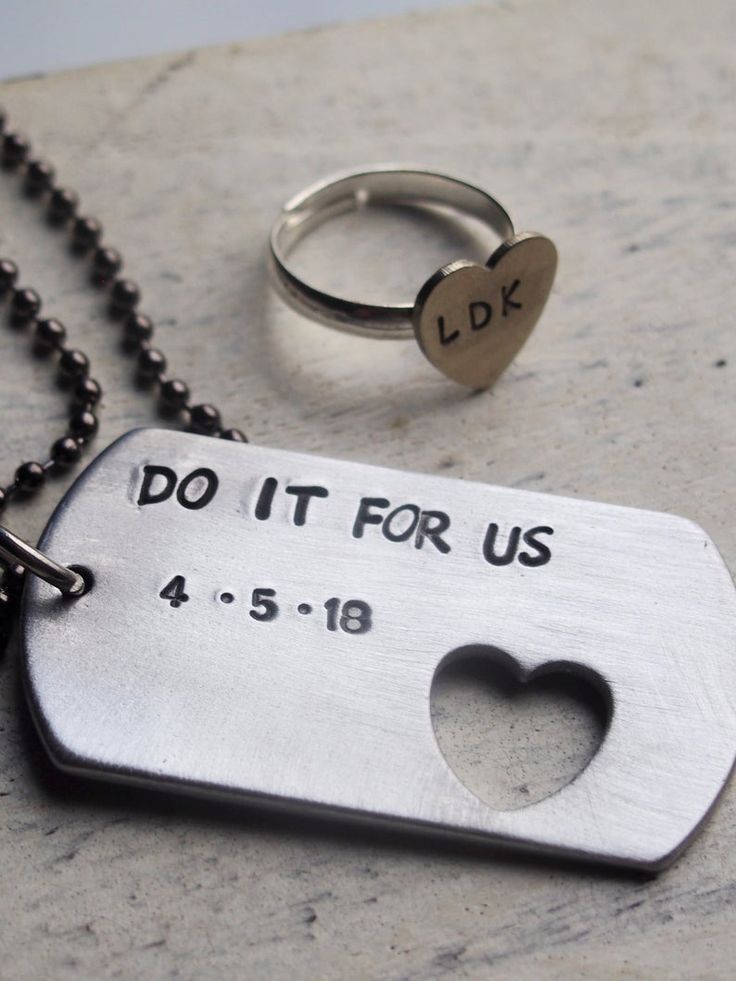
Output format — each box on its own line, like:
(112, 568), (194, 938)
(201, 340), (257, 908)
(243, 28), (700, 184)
(0, 0), (735, 977)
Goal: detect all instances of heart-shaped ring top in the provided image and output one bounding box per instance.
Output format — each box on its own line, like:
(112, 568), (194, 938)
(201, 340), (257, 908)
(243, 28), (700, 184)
(413, 233), (558, 389)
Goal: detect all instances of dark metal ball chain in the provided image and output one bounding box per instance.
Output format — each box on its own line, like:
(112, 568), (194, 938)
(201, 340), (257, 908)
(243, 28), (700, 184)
(0, 106), (247, 636)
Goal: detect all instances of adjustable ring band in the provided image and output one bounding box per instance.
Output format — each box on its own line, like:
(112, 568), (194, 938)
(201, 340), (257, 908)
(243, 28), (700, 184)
(270, 166), (515, 339)
(269, 165), (557, 388)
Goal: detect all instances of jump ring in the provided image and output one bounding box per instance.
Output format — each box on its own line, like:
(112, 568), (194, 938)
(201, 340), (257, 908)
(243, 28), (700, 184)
(0, 523), (85, 596)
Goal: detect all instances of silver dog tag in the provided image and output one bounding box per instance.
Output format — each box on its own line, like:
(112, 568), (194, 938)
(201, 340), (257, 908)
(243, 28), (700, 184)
(21, 429), (736, 869)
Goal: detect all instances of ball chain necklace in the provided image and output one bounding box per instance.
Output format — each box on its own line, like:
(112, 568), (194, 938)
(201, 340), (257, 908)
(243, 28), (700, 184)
(1, 107), (735, 872)
(0, 107), (246, 638)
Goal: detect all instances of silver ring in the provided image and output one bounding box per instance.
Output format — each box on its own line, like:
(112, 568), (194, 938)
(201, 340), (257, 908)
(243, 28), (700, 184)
(0, 523), (85, 596)
(269, 165), (557, 388)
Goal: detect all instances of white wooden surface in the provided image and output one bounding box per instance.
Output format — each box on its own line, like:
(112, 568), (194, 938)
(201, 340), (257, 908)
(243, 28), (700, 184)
(0, 0), (735, 977)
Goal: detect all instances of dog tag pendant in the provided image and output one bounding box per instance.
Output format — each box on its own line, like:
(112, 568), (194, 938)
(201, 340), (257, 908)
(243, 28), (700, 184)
(21, 429), (736, 869)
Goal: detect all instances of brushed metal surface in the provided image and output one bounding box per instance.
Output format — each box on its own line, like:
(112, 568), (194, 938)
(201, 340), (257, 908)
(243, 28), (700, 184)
(21, 429), (736, 869)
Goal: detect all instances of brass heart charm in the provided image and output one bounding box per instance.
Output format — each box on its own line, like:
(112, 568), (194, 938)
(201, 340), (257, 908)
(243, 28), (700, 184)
(413, 232), (557, 389)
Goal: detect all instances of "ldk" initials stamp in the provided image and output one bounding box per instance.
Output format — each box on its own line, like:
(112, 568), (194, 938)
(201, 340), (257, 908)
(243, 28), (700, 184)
(413, 232), (558, 389)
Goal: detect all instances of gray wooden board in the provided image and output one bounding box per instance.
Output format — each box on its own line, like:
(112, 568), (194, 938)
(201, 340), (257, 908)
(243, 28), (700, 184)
(0, 0), (735, 977)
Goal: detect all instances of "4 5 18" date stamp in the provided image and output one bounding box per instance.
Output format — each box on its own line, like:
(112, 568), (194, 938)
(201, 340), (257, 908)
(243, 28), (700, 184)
(159, 576), (373, 634)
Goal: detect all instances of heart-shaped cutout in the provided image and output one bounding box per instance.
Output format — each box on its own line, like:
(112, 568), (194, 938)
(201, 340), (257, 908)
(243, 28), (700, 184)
(431, 646), (609, 810)
(413, 232), (557, 388)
